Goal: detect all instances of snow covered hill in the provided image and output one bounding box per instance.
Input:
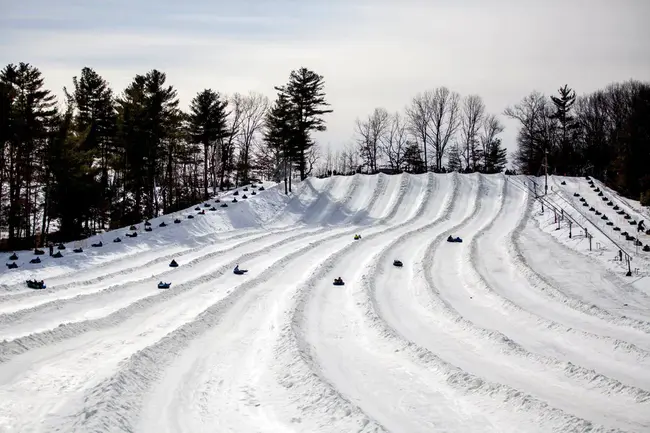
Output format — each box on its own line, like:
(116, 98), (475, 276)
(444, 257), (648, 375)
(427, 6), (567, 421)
(0, 173), (649, 433)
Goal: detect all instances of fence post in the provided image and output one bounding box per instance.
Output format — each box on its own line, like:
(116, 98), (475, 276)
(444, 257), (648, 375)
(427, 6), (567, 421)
(626, 256), (632, 277)
(569, 220), (572, 238)
(561, 208), (564, 221)
(589, 234), (592, 251)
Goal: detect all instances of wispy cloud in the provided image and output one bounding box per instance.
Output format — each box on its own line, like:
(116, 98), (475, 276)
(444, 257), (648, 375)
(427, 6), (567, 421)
(1, 0), (649, 153)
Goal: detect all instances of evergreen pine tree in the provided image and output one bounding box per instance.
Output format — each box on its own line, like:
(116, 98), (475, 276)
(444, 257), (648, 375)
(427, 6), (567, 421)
(485, 138), (508, 173)
(188, 89), (228, 200)
(47, 92), (99, 239)
(403, 142), (425, 173)
(71, 67), (117, 228)
(275, 67), (332, 180)
(446, 144), (462, 172)
(116, 70), (180, 222)
(264, 92), (297, 193)
(549, 84), (578, 174)
(0, 63), (57, 246)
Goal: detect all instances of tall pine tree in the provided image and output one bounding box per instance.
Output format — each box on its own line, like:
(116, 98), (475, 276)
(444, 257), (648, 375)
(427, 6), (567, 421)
(550, 84), (578, 174)
(71, 67), (116, 228)
(274, 67), (332, 180)
(188, 89), (228, 200)
(264, 92), (297, 193)
(47, 92), (99, 239)
(484, 138), (508, 174)
(0, 63), (57, 247)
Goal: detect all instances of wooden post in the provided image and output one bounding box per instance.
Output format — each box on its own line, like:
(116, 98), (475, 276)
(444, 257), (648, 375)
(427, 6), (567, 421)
(569, 220), (572, 238)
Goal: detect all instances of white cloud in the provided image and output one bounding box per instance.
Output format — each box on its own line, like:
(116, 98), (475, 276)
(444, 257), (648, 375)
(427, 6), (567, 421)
(1, 0), (649, 156)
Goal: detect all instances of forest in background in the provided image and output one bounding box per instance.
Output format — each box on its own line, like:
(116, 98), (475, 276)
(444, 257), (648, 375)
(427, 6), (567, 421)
(1, 61), (648, 249)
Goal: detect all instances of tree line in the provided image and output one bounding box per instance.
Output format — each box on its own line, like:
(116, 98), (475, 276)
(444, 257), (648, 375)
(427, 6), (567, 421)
(506, 80), (650, 204)
(1, 60), (647, 250)
(336, 88), (509, 176)
(0, 63), (332, 249)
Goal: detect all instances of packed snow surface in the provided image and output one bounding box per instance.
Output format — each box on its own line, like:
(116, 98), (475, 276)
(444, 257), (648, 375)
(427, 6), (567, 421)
(0, 173), (649, 433)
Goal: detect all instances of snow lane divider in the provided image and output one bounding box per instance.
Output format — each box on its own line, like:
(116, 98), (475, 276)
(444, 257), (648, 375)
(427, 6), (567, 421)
(529, 186), (650, 334)
(0, 226), (324, 329)
(508, 185), (650, 341)
(281, 173), (438, 433)
(64, 175), (424, 432)
(0, 222), (269, 292)
(466, 180), (650, 404)
(357, 180), (609, 431)
(0, 224), (355, 362)
(0, 227), (294, 305)
(349, 172), (388, 225)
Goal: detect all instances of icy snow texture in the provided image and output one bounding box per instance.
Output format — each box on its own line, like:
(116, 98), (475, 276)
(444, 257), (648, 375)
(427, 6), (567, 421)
(0, 174), (649, 433)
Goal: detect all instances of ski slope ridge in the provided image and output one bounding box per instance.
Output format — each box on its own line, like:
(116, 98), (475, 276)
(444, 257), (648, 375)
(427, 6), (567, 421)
(1, 173), (649, 433)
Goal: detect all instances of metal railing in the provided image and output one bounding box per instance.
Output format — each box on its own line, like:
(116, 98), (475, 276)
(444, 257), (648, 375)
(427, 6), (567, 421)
(506, 174), (634, 276)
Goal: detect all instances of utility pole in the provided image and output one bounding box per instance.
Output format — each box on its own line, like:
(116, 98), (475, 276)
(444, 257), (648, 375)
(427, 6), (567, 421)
(543, 149), (549, 196)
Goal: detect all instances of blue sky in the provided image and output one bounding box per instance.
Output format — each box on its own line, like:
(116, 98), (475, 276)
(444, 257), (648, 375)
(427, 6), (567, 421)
(1, 0), (649, 157)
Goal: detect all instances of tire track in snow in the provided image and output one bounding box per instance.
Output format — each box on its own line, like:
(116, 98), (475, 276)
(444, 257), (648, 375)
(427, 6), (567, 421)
(291, 174), (602, 432)
(137, 220), (389, 432)
(437, 177), (650, 404)
(0, 227), (329, 340)
(0, 228), (293, 311)
(0, 216), (270, 292)
(273, 173), (437, 432)
(44, 174), (415, 432)
(0, 177), (335, 296)
(349, 173), (387, 225)
(0, 175), (370, 335)
(416, 176), (634, 430)
(0, 222), (370, 365)
(0, 183), (264, 289)
(262, 175), (339, 227)
(352, 178), (616, 432)
(458, 179), (650, 427)
(513, 215), (650, 329)
(506, 182), (650, 340)
(366, 175), (650, 431)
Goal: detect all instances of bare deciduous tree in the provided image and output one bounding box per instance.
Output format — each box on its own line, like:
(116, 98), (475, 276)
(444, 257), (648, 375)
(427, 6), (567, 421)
(430, 87), (461, 172)
(380, 111), (409, 172)
(337, 142), (359, 175)
(460, 94), (485, 171)
(406, 92), (433, 170)
(504, 91), (551, 174)
(304, 142), (321, 178)
(480, 113), (504, 171)
(236, 91), (269, 183)
(355, 107), (389, 173)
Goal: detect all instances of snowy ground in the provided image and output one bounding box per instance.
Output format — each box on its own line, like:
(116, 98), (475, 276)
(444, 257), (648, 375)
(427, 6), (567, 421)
(0, 173), (649, 433)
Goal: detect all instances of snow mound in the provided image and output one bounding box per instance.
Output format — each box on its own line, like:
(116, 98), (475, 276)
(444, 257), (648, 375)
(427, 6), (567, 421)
(1, 173), (649, 433)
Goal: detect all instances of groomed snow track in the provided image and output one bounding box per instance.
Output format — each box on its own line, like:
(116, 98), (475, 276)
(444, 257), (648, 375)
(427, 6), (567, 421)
(1, 173), (649, 433)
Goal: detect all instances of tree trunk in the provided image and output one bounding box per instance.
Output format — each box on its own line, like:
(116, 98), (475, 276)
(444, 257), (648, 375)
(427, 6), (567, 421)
(203, 141), (209, 200)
